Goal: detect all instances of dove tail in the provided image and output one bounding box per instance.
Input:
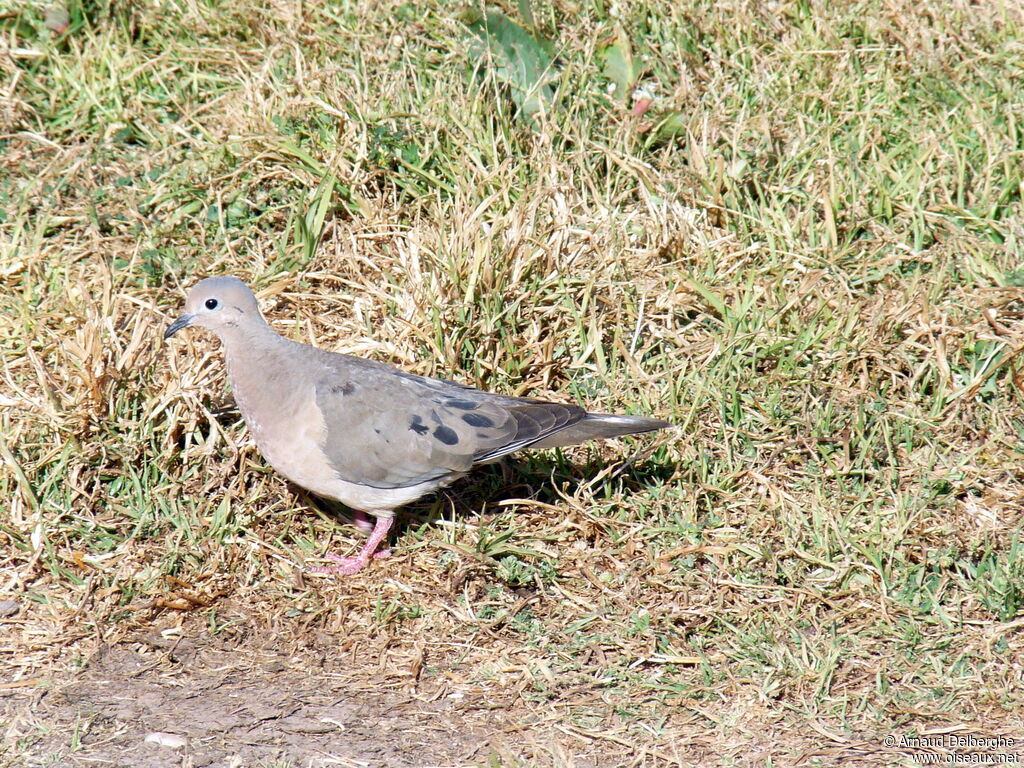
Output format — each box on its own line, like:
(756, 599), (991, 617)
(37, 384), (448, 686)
(527, 412), (671, 450)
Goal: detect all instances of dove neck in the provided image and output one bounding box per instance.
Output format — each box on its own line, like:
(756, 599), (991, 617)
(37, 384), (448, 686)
(219, 321), (301, 426)
(219, 319), (289, 369)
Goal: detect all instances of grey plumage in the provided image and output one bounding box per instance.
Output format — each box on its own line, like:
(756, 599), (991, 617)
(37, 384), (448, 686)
(165, 276), (670, 575)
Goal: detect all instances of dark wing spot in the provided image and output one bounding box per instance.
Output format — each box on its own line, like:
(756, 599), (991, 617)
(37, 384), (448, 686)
(462, 412), (494, 428)
(409, 415), (429, 435)
(433, 425), (459, 445)
(331, 381), (356, 396)
(444, 398), (477, 410)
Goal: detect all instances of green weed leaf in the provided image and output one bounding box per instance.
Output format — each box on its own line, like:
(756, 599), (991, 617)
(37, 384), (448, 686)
(462, 9), (557, 126)
(654, 111), (686, 140)
(599, 26), (637, 104)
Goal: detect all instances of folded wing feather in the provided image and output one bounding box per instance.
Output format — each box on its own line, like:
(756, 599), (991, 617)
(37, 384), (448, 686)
(310, 350), (659, 491)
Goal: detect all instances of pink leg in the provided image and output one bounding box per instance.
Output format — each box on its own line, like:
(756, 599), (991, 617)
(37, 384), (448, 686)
(311, 514), (393, 575)
(352, 509), (374, 534)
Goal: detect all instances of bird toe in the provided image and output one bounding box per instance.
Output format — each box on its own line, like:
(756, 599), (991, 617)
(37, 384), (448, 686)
(310, 553), (369, 575)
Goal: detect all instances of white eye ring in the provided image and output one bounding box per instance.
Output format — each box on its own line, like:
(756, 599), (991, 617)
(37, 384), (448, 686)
(205, 298), (219, 310)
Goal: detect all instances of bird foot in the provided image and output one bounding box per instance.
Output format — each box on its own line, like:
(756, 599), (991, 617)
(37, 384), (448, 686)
(310, 549), (391, 575)
(310, 514), (394, 576)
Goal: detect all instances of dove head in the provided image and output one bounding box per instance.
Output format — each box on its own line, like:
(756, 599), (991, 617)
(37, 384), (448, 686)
(165, 276), (267, 341)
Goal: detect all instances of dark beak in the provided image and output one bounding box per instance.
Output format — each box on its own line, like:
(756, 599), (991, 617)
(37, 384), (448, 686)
(164, 313), (195, 339)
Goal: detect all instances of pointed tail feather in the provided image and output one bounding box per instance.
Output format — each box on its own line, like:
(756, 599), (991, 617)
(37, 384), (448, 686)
(527, 412), (671, 451)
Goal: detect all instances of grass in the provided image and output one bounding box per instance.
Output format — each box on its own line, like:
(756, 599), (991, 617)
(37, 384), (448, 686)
(2, 0), (1024, 765)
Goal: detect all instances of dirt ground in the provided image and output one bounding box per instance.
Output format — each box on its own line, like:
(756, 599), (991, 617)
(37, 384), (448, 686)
(3, 586), (734, 768)
(3, 603), (523, 768)
(6, 589), (987, 768)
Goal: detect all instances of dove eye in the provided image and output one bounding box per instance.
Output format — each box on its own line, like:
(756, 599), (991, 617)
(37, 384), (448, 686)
(205, 298), (219, 310)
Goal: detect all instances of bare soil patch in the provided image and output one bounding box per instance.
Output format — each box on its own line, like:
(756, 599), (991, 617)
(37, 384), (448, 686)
(5, 607), (502, 768)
